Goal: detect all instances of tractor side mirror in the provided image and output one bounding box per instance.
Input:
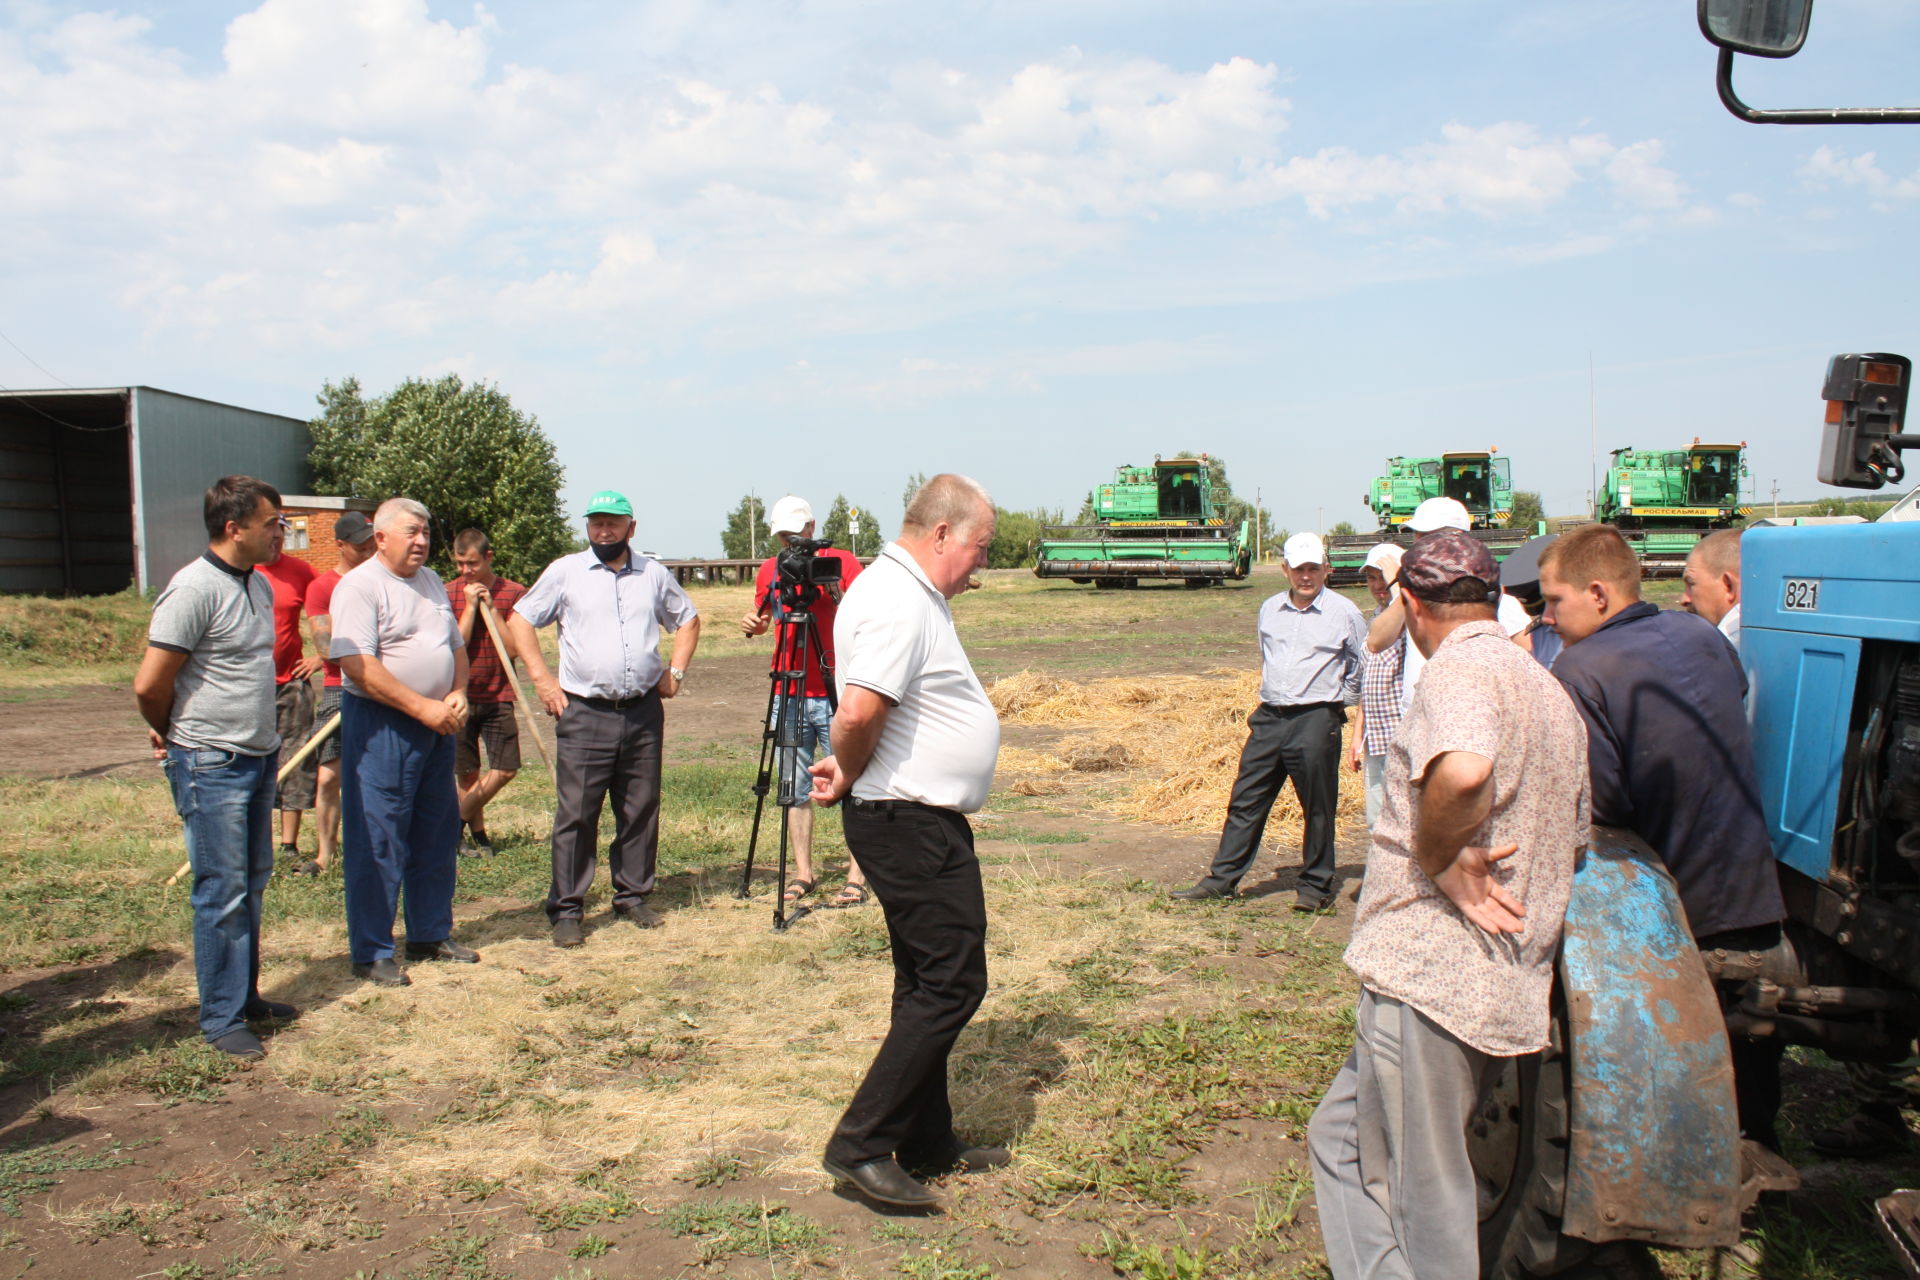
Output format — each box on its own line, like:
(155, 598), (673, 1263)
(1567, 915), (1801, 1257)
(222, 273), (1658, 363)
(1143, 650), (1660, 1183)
(1698, 0), (1811, 57)
(1818, 353), (1915, 489)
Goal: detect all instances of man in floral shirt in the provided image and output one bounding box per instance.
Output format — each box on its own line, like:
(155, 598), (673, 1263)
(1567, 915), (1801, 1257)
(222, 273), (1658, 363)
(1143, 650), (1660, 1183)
(1308, 530), (1590, 1280)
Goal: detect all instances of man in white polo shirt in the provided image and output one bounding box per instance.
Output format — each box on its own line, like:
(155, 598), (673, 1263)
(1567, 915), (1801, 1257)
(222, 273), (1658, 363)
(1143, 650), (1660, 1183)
(808, 473), (1006, 1209)
(329, 497), (478, 988)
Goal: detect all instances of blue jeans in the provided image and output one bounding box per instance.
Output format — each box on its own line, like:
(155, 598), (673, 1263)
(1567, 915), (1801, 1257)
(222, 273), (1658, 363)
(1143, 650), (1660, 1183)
(164, 747), (276, 1042)
(340, 693), (461, 963)
(771, 694), (832, 807)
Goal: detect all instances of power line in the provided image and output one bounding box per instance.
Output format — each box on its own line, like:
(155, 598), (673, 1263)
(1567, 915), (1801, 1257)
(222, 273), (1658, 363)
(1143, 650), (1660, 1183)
(0, 325), (71, 388)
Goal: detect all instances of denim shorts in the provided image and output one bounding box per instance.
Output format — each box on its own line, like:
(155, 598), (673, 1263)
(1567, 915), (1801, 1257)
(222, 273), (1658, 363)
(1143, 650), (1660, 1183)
(770, 694), (832, 807)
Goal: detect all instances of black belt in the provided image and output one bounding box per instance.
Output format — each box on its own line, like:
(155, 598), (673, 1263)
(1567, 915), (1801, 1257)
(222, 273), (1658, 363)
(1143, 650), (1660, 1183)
(847, 796), (953, 817)
(569, 689), (656, 710)
(1265, 700), (1343, 715)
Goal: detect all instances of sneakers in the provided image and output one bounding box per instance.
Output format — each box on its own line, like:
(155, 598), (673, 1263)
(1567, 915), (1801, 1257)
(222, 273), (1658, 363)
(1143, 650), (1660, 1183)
(459, 825), (495, 858)
(552, 918), (585, 949)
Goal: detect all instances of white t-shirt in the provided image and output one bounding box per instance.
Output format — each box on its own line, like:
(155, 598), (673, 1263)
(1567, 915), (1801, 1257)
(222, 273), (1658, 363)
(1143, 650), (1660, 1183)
(1400, 591), (1530, 716)
(329, 558), (461, 701)
(834, 544), (1001, 812)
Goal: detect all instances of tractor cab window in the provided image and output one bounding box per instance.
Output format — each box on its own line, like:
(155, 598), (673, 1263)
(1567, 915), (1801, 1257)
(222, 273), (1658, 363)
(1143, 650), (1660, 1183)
(1159, 469), (1203, 520)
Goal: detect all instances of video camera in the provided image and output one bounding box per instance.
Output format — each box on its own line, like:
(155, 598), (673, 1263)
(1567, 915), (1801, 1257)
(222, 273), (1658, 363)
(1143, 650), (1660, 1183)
(773, 536), (843, 601)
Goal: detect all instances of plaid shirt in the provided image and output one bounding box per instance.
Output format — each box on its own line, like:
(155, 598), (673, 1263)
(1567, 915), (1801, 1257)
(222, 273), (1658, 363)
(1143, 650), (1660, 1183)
(447, 576), (526, 703)
(1360, 607), (1406, 758)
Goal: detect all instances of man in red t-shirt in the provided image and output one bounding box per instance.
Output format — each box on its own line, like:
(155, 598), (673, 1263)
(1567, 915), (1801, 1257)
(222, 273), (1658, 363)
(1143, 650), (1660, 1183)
(448, 529), (529, 856)
(258, 520), (320, 859)
(298, 511), (375, 875)
(739, 496), (866, 907)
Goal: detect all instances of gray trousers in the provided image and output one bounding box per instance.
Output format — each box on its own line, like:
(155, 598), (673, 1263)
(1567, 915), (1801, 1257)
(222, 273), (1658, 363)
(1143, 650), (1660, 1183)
(1199, 701), (1343, 896)
(546, 691), (663, 922)
(1308, 989), (1501, 1280)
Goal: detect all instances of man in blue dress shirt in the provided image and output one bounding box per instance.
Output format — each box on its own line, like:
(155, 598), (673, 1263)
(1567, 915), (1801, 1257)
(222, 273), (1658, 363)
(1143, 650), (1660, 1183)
(1174, 532), (1368, 911)
(508, 491), (702, 948)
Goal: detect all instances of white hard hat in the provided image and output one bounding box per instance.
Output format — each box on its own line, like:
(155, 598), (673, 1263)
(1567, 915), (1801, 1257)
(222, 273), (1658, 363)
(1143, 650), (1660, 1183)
(1406, 497), (1471, 533)
(1282, 531), (1327, 567)
(767, 495), (814, 537)
(1363, 543), (1402, 573)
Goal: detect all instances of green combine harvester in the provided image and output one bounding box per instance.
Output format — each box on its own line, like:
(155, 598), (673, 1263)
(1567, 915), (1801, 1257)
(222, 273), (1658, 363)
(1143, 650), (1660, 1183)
(1597, 440), (1751, 575)
(1034, 456), (1252, 588)
(1326, 450), (1535, 584)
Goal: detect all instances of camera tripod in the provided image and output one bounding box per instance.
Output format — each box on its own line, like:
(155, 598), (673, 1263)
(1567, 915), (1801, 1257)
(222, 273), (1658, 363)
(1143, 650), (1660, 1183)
(736, 588), (838, 931)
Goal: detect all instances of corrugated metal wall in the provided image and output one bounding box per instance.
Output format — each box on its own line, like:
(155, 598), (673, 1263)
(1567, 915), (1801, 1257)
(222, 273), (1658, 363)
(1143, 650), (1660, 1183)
(133, 388), (312, 590)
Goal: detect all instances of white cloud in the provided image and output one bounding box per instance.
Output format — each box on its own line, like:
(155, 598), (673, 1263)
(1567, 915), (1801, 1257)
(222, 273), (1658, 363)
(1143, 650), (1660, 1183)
(1798, 145), (1920, 200)
(0, 0), (1696, 374)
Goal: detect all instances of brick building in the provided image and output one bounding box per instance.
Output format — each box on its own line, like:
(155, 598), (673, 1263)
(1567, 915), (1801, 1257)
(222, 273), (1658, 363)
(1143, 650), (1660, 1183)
(279, 496), (379, 576)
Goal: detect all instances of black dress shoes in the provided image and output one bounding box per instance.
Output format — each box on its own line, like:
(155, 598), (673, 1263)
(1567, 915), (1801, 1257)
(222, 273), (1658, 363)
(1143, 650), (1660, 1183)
(613, 903), (663, 929)
(243, 998), (299, 1021)
(1170, 882), (1233, 901)
(822, 1156), (941, 1208)
(352, 957), (411, 987)
(899, 1139), (1012, 1176)
(404, 939), (480, 963)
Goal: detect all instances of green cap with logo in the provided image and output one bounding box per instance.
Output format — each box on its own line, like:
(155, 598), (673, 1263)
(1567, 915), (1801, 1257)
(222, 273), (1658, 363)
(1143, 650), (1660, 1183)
(583, 490), (633, 517)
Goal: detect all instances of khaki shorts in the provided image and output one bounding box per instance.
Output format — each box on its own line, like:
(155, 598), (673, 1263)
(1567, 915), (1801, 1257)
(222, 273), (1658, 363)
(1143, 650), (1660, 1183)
(275, 680), (317, 810)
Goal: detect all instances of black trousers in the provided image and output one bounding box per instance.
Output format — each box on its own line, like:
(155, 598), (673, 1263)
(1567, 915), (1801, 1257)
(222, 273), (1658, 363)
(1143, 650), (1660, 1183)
(1199, 701), (1343, 897)
(825, 799), (989, 1167)
(546, 690), (663, 922)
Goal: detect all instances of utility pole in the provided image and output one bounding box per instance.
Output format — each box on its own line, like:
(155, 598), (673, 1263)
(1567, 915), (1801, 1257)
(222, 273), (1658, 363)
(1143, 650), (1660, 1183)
(1254, 487), (1262, 565)
(749, 493), (758, 560)
(1771, 480), (1780, 517)
(1589, 352), (1598, 521)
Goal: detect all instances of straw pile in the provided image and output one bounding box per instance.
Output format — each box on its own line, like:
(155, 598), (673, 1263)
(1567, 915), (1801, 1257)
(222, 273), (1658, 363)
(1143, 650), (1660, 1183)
(990, 668), (1366, 837)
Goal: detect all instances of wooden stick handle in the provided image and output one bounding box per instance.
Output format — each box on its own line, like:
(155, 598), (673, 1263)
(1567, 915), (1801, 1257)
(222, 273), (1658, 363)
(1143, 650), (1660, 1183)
(164, 712), (341, 886)
(477, 597), (554, 773)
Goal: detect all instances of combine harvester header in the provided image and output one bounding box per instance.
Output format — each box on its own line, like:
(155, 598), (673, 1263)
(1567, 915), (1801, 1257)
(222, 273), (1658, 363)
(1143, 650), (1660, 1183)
(1034, 455), (1252, 589)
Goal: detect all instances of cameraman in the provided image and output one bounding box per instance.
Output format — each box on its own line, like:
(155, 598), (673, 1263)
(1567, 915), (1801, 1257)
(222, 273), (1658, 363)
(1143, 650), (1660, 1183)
(740, 497), (868, 908)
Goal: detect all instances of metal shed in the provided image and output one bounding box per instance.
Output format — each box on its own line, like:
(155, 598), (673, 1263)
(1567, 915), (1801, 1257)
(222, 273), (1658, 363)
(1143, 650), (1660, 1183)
(0, 387), (312, 595)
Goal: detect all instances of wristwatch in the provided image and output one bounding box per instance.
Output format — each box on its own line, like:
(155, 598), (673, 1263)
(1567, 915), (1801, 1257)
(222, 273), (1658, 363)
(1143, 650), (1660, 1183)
(669, 666), (686, 682)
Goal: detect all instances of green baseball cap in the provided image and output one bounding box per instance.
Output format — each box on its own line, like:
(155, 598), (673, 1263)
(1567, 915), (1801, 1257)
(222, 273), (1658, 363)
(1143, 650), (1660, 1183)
(583, 489), (633, 517)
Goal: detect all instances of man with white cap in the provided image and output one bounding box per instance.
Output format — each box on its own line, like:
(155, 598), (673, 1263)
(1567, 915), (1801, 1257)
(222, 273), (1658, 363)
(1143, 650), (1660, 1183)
(1173, 531), (1367, 910)
(740, 496), (868, 908)
(508, 490), (702, 947)
(1366, 497), (1529, 714)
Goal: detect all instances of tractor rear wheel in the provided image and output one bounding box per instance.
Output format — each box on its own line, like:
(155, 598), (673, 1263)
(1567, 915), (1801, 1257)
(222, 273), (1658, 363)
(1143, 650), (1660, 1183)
(1473, 990), (1597, 1278)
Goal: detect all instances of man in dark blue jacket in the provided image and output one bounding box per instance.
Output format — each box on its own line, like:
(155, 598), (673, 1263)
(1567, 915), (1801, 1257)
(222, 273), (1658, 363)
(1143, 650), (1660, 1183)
(1540, 523), (1787, 1146)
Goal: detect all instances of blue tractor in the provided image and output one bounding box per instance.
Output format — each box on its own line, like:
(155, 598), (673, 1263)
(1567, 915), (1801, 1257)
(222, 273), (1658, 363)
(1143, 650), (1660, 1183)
(1465, 6), (1920, 1274)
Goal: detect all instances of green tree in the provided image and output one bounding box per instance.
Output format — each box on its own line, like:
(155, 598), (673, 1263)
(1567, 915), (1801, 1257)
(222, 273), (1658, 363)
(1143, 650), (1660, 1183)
(821, 495), (883, 557)
(1329, 520), (1357, 537)
(307, 375), (570, 583)
(987, 507), (1060, 569)
(1509, 490), (1547, 528)
(720, 495), (772, 560)
(900, 472), (929, 528)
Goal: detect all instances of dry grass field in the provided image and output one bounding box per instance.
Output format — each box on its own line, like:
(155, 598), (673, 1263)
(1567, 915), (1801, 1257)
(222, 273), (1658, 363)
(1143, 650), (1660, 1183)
(0, 569), (1906, 1279)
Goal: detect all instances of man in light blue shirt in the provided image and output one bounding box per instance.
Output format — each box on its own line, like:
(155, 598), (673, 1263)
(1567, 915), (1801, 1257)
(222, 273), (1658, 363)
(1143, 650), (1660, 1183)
(509, 490), (702, 947)
(1174, 531), (1367, 911)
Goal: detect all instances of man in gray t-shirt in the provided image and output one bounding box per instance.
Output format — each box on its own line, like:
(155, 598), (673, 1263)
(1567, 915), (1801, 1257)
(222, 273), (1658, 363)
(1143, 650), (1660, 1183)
(328, 497), (477, 988)
(134, 475), (300, 1061)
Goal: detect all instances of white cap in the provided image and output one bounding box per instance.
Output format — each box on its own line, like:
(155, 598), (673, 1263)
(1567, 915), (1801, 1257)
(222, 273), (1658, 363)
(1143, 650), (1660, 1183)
(1363, 543), (1402, 572)
(1282, 531), (1327, 567)
(1406, 496), (1471, 532)
(767, 495), (814, 537)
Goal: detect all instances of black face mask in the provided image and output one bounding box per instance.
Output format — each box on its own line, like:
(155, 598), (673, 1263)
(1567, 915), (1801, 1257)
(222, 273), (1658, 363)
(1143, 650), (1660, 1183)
(591, 538), (630, 564)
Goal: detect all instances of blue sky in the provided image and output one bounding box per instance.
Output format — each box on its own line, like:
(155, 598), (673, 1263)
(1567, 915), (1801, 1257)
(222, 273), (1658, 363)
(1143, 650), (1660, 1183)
(4, 0), (1919, 554)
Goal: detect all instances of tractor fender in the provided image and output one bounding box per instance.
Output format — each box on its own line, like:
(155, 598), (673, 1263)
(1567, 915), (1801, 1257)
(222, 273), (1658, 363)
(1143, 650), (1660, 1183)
(1557, 826), (1743, 1249)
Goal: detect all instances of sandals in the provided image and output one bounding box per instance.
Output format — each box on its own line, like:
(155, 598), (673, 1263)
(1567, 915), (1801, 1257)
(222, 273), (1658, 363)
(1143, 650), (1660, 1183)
(290, 859), (324, 877)
(782, 879), (816, 904)
(828, 883), (872, 909)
